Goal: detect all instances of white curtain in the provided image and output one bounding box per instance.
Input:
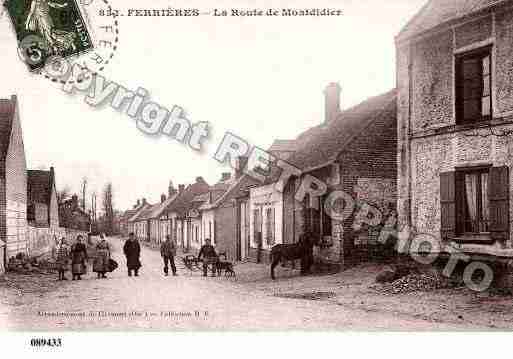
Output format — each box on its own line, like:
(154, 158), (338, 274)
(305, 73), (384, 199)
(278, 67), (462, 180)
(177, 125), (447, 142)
(481, 173), (489, 232)
(465, 174), (478, 232)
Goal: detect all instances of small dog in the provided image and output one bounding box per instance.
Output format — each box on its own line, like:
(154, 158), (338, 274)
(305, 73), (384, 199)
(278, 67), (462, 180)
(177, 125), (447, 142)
(216, 261), (236, 278)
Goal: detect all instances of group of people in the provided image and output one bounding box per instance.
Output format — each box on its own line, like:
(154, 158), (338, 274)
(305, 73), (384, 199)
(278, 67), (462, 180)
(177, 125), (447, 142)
(53, 231), (223, 280)
(54, 234), (112, 281)
(125, 232), (220, 278)
(123, 232), (178, 277)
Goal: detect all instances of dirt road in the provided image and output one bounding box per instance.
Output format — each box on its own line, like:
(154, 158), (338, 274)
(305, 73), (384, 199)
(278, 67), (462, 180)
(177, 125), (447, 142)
(0, 237), (493, 331)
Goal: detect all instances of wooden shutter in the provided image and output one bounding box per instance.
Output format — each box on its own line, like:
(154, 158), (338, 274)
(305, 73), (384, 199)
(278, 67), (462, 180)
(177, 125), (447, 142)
(270, 207), (275, 245)
(489, 166), (510, 241)
(253, 209), (259, 247)
(213, 220), (217, 245)
(440, 172), (456, 240)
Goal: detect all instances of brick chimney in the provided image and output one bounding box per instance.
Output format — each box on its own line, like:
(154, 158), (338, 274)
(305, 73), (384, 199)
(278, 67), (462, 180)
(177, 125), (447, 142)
(325, 82), (341, 124)
(161, 194), (166, 203)
(168, 180), (177, 197)
(221, 172), (231, 182)
(142, 198), (147, 205)
(236, 156), (249, 179)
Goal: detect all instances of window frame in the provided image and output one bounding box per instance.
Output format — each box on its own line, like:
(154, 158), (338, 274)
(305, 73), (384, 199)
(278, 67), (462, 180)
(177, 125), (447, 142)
(455, 166), (491, 236)
(455, 45), (493, 125)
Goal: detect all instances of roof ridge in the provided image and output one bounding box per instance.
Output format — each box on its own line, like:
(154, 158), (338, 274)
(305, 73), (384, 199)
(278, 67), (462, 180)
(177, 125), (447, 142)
(328, 91), (397, 163)
(396, 0), (511, 42)
(396, 0), (432, 39)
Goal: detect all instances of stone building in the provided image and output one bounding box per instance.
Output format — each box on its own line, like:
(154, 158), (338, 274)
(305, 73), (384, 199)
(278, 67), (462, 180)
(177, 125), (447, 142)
(128, 199), (152, 242)
(26, 167), (62, 257)
(0, 95), (27, 271)
(397, 0), (513, 258)
(192, 173), (235, 254)
(246, 141), (298, 263)
(27, 168), (59, 229)
(162, 177), (210, 251)
(119, 200), (144, 237)
(146, 182), (181, 245)
(284, 85), (398, 267)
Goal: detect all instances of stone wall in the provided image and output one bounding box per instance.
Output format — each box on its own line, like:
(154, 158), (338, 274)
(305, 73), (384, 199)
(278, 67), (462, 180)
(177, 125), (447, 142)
(397, 5), (513, 251)
(4, 103), (27, 259)
(25, 226), (88, 259)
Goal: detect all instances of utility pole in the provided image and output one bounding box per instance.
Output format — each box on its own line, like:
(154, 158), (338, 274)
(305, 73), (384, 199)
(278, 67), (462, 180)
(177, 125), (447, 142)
(81, 177), (88, 210)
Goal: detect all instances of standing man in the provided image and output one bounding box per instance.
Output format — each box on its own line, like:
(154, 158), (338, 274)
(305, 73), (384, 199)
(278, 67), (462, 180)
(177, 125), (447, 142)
(123, 232), (141, 277)
(160, 235), (177, 276)
(197, 238), (218, 277)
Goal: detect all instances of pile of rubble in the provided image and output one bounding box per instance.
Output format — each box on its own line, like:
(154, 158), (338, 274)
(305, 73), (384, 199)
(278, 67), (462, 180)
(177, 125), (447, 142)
(7, 253), (56, 275)
(373, 271), (460, 295)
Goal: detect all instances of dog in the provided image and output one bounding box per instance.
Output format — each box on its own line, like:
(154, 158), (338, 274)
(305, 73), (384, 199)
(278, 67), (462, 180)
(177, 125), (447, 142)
(216, 260), (236, 278)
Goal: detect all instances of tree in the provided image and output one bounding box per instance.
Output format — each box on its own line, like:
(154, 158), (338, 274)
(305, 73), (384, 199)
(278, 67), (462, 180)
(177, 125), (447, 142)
(102, 182), (115, 235)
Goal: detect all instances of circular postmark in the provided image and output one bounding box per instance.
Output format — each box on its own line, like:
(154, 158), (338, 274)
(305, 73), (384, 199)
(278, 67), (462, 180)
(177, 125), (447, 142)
(41, 0), (120, 84)
(9, 0), (120, 85)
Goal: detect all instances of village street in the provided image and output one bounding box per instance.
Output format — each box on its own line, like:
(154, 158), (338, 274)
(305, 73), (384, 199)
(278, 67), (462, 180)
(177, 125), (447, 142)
(2, 237), (509, 331)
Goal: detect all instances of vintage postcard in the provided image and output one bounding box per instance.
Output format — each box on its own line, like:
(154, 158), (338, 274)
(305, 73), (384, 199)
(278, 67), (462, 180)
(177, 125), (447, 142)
(1, 0), (513, 353)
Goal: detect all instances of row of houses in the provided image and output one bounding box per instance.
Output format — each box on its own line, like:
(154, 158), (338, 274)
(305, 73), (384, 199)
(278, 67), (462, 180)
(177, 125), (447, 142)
(122, 0), (513, 269)
(119, 81), (398, 266)
(0, 96), (91, 273)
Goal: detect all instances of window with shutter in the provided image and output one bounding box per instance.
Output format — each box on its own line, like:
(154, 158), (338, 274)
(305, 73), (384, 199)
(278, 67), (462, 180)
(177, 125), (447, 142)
(440, 171), (456, 240)
(265, 208), (272, 246)
(457, 168), (490, 234)
(489, 166), (509, 241)
(253, 209), (261, 248)
(451, 166), (509, 242)
(456, 46), (492, 124)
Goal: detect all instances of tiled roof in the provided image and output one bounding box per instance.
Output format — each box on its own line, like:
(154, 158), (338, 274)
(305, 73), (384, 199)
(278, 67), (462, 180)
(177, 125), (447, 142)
(27, 170), (53, 205)
(286, 89), (397, 172)
(137, 203), (161, 221)
(165, 179), (210, 217)
(121, 209), (137, 220)
(145, 193), (180, 220)
(198, 178), (237, 211)
(128, 203), (152, 222)
(210, 175), (261, 209)
(0, 97), (16, 161)
(397, 0), (508, 41)
(269, 139), (298, 153)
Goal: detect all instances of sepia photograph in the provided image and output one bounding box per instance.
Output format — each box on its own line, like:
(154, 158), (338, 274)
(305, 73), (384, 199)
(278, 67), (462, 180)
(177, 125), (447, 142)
(1, 0), (513, 355)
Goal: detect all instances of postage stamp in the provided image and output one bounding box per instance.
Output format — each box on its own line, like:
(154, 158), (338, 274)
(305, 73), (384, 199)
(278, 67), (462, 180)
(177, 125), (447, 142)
(4, 0), (94, 71)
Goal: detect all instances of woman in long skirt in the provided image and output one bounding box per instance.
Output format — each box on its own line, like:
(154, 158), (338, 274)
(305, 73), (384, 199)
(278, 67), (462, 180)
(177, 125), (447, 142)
(93, 234), (111, 279)
(71, 235), (88, 280)
(55, 237), (70, 281)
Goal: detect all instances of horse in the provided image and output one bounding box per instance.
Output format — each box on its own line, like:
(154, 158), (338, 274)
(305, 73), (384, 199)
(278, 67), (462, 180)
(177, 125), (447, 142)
(270, 233), (316, 280)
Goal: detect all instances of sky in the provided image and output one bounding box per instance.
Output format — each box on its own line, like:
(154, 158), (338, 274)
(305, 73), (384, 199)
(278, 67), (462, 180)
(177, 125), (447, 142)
(0, 0), (427, 212)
